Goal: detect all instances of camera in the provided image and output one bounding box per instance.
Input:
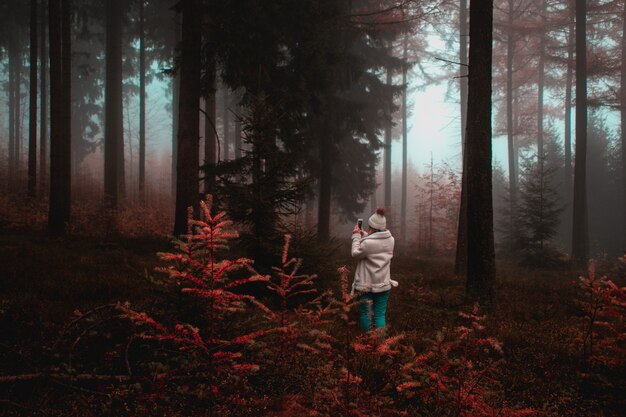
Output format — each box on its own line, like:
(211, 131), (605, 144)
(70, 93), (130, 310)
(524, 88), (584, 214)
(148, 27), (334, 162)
(357, 218), (363, 229)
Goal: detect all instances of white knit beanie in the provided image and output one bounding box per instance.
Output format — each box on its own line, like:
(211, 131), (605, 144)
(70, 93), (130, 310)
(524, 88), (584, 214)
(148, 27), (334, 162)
(368, 207), (387, 230)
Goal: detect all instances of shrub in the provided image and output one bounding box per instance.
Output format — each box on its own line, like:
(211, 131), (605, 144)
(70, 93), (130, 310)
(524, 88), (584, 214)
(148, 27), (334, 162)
(120, 196), (270, 414)
(397, 304), (537, 417)
(575, 259), (626, 368)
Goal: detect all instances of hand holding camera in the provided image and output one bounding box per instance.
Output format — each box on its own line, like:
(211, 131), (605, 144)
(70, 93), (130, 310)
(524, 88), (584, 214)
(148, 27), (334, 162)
(353, 218), (366, 237)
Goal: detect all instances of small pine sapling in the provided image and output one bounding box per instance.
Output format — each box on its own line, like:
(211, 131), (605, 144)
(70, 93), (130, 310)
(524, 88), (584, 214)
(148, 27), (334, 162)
(257, 234), (335, 408)
(120, 195), (270, 410)
(310, 267), (407, 417)
(575, 259), (626, 368)
(397, 303), (537, 416)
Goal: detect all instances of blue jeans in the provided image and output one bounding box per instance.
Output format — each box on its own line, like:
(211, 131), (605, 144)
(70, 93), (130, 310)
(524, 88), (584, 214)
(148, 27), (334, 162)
(359, 290), (390, 331)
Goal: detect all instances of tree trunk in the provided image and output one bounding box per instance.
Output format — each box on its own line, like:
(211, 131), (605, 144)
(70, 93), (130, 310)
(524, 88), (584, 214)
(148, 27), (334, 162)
(222, 87), (230, 160)
(126, 97), (133, 188)
(171, 13), (181, 199)
(139, 0), (146, 199)
(204, 66), (217, 195)
(621, 0), (626, 250)
(537, 0), (546, 167)
(460, 0), (468, 150)
(234, 102), (242, 159)
(48, 0), (71, 234)
(370, 180), (378, 213)
(564, 1), (574, 247)
(317, 115), (333, 242)
(173, 0), (201, 236)
(429, 154), (434, 253)
(455, 0), (469, 275)
(28, 0), (38, 198)
(572, 0), (588, 267)
(16, 35), (23, 178)
(40, 0), (48, 195)
(104, 0), (123, 209)
(506, 0), (517, 247)
(400, 35), (408, 243)
(8, 38), (16, 190)
(465, 0), (495, 303)
(384, 67), (392, 215)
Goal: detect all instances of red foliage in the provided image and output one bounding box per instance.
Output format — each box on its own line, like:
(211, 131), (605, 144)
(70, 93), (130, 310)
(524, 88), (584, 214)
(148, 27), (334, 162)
(397, 303), (538, 416)
(119, 195), (270, 407)
(575, 259), (626, 368)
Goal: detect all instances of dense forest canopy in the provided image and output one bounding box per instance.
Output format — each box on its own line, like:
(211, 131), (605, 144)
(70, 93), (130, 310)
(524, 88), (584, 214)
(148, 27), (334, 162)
(0, 0), (624, 262)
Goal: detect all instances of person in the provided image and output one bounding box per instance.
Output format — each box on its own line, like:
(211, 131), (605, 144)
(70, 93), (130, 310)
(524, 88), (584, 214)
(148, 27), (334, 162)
(350, 207), (397, 334)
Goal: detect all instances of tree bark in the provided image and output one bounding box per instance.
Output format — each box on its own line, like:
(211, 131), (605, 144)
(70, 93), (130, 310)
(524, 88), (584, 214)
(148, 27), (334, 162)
(317, 110), (333, 242)
(8, 38), (16, 190)
(429, 154), (434, 253)
(104, 0), (123, 209)
(564, 1), (574, 247)
(47, 0), (71, 234)
(139, 0), (146, 199)
(370, 180), (378, 213)
(455, 0), (469, 275)
(61, 0), (71, 213)
(465, 0), (495, 303)
(537, 0), (546, 166)
(460, 0), (468, 149)
(173, 0), (201, 236)
(40, 0), (48, 195)
(16, 34), (23, 178)
(384, 67), (392, 216)
(572, 0), (588, 267)
(204, 66), (217, 195)
(234, 102), (242, 159)
(222, 87), (230, 160)
(400, 35), (408, 243)
(506, 0), (517, 246)
(621, 0), (626, 250)
(28, 0), (38, 198)
(171, 13), (181, 199)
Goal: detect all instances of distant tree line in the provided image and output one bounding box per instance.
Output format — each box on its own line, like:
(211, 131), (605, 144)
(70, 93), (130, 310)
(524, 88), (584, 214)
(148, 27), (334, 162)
(1, 0), (626, 303)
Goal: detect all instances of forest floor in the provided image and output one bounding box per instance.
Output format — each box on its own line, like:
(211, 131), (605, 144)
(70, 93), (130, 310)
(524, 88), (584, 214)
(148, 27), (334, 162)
(0, 227), (625, 416)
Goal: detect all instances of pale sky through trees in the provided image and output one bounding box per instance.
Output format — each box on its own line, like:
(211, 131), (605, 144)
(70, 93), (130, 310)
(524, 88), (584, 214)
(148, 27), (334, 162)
(1, 66), (619, 180)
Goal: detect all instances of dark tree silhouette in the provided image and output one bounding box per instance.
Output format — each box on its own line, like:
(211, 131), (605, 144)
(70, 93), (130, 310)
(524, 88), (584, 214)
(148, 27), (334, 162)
(317, 105), (333, 242)
(234, 101), (242, 159)
(138, 0), (146, 199)
(536, 0), (546, 162)
(465, 0), (495, 302)
(7, 28), (23, 191)
(39, 0), (48, 195)
(572, 0), (588, 267)
(621, 0), (626, 249)
(455, 0), (469, 275)
(171, 12), (180, 199)
(173, 0), (200, 236)
(505, 0), (518, 255)
(104, 0), (123, 209)
(222, 88), (230, 160)
(400, 35), (408, 242)
(204, 68), (217, 195)
(563, 0), (574, 247)
(28, 0), (38, 198)
(384, 66), (392, 214)
(460, 0), (468, 142)
(47, 0), (71, 234)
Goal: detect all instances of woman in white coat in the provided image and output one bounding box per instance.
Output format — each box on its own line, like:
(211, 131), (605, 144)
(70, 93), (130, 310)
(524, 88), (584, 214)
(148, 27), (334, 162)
(351, 208), (397, 332)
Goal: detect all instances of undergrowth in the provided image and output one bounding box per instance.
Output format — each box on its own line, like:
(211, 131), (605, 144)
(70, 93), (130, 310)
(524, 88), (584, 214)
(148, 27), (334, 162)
(0, 197), (625, 416)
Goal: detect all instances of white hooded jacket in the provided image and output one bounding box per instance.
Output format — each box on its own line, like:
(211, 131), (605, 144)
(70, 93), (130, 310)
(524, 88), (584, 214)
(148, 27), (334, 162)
(350, 230), (397, 294)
